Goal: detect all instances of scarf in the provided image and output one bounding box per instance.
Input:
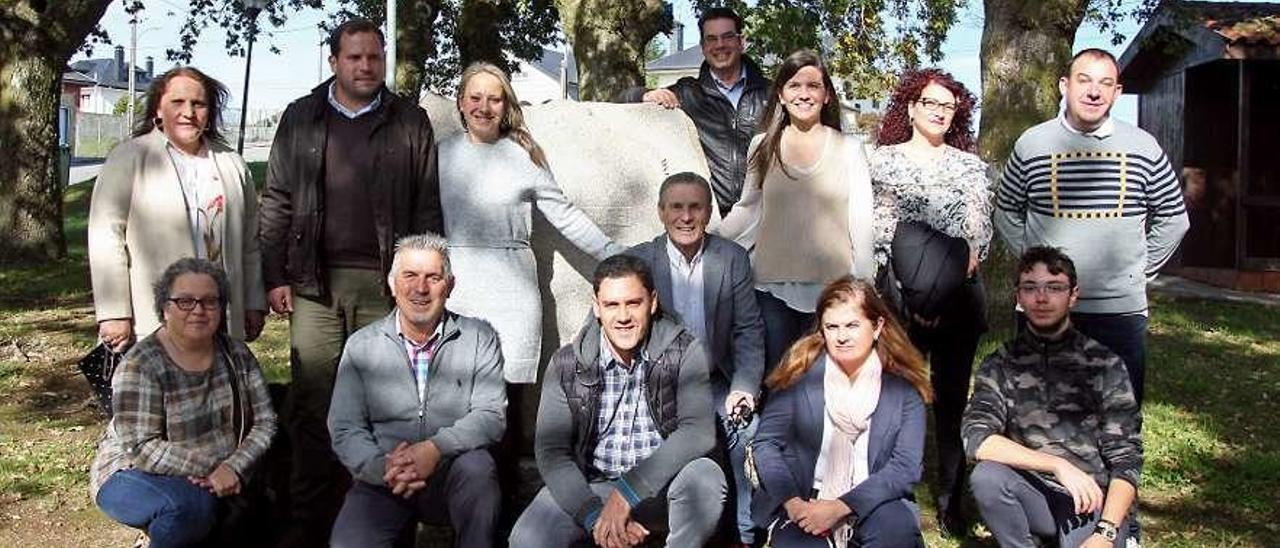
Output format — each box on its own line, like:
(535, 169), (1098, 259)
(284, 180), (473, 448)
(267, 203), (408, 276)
(818, 351), (883, 547)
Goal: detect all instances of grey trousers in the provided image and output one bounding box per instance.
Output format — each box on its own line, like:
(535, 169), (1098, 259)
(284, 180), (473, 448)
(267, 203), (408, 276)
(970, 461), (1129, 548)
(330, 449), (500, 548)
(508, 457), (726, 547)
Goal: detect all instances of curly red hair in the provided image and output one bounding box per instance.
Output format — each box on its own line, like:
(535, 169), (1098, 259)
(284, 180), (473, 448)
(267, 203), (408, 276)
(876, 68), (977, 153)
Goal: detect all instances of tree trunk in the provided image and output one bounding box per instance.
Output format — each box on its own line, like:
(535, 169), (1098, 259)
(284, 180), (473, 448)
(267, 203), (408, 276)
(556, 0), (667, 101)
(392, 0), (441, 98)
(457, 0), (506, 70)
(978, 0), (1089, 164)
(0, 0), (113, 264)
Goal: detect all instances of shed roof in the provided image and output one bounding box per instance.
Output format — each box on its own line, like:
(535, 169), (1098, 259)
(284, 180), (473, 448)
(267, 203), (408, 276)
(1120, 1), (1280, 91)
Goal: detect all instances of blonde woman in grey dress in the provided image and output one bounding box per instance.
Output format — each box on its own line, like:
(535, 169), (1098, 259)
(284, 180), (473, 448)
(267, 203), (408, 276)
(439, 62), (624, 384)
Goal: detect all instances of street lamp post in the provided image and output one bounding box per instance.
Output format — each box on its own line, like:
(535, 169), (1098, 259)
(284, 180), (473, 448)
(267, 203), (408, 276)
(237, 0), (269, 155)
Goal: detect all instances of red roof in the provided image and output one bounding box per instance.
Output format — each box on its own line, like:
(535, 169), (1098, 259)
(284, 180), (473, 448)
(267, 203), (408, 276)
(1207, 15), (1280, 45)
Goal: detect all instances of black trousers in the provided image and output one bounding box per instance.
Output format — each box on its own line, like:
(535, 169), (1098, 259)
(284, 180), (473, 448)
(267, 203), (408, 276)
(907, 276), (986, 518)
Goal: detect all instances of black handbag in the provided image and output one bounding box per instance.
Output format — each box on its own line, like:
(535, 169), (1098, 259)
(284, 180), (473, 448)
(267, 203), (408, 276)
(890, 221), (969, 321)
(77, 343), (123, 416)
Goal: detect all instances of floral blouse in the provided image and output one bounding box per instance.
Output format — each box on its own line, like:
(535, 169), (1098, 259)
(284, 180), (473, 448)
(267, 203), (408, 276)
(870, 144), (993, 260)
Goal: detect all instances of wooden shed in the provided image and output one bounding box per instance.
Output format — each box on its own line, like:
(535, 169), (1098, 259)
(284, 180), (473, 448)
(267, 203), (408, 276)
(1119, 1), (1280, 292)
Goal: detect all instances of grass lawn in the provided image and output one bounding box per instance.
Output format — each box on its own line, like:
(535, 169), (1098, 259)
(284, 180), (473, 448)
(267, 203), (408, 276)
(0, 166), (1276, 546)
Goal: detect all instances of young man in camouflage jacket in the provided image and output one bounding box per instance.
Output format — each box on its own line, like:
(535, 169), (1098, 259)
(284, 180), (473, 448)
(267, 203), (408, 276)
(962, 246), (1142, 548)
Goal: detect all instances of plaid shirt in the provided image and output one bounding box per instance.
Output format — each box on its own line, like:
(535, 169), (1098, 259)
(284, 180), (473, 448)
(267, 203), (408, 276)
(592, 333), (664, 478)
(89, 335), (278, 499)
(397, 312), (443, 415)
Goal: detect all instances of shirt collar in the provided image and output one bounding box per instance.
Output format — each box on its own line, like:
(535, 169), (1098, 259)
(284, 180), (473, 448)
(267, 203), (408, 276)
(163, 138), (209, 160)
(396, 310), (443, 348)
(328, 81), (383, 119)
(1058, 112), (1115, 139)
(598, 331), (644, 372)
(711, 64), (747, 94)
(664, 236), (705, 269)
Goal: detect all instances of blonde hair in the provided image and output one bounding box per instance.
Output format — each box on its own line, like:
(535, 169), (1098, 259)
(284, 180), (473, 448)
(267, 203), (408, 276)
(457, 62), (549, 170)
(766, 276), (933, 403)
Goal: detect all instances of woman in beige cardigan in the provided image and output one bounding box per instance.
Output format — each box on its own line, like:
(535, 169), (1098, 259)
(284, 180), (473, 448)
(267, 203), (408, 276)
(89, 67), (266, 351)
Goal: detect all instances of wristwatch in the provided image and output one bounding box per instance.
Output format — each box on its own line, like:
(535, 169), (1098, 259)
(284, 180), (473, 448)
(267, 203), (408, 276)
(1093, 519), (1118, 542)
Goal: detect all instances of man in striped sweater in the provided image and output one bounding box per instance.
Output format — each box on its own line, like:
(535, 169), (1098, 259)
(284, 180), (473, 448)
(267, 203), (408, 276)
(994, 48), (1189, 406)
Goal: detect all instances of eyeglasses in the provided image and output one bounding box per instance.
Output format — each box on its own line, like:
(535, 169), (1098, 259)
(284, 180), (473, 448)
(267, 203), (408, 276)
(916, 98), (957, 113)
(703, 31), (741, 46)
(167, 297), (222, 312)
(1016, 283), (1073, 296)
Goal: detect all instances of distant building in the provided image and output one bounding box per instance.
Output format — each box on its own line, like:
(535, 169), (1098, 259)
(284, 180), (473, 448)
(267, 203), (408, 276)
(646, 45), (703, 88)
(511, 48), (579, 103)
(68, 46), (156, 115)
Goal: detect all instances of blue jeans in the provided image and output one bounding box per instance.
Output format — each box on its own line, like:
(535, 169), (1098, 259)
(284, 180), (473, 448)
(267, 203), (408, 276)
(714, 382), (759, 544)
(1071, 312), (1148, 405)
(96, 469), (217, 548)
(757, 290), (815, 374)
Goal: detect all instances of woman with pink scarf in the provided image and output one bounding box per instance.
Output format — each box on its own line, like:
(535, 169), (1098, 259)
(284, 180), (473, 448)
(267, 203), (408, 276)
(751, 277), (933, 547)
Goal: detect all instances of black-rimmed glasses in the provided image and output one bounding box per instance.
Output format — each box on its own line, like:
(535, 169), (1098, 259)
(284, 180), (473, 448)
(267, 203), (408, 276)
(167, 297), (222, 312)
(916, 97), (957, 113)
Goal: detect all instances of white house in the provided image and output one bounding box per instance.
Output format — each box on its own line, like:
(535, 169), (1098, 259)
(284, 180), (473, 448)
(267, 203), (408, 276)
(510, 48), (579, 104)
(68, 46), (156, 115)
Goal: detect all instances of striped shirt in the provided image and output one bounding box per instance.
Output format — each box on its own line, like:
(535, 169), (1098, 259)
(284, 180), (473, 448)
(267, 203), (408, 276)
(994, 116), (1189, 314)
(592, 334), (664, 478)
(89, 335), (278, 499)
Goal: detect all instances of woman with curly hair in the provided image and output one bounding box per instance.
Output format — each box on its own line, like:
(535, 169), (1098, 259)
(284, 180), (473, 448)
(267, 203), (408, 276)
(717, 50), (893, 373)
(870, 68), (991, 536)
(751, 276), (931, 547)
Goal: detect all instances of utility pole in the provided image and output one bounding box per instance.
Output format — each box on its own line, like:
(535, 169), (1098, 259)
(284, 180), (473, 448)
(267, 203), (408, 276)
(127, 15), (138, 132)
(386, 0), (397, 92)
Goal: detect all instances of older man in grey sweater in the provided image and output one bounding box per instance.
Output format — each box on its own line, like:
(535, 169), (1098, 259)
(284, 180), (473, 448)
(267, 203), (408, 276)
(510, 254), (726, 548)
(328, 233), (506, 548)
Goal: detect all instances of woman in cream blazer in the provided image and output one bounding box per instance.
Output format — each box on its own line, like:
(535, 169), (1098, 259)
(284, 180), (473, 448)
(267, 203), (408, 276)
(89, 66), (265, 349)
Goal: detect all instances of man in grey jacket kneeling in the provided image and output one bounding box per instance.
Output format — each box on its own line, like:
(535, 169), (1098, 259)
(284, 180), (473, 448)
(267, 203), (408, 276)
(510, 254), (726, 548)
(328, 233), (506, 548)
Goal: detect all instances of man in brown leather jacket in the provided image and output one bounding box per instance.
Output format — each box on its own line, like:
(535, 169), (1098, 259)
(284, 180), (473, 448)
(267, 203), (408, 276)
(257, 18), (442, 547)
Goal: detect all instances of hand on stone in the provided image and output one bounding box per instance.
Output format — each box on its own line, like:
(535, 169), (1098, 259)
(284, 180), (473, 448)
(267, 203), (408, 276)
(642, 88), (680, 109)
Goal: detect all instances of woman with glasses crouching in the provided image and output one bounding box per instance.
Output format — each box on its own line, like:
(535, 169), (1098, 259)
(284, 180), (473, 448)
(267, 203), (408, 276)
(751, 277), (932, 547)
(90, 258), (277, 547)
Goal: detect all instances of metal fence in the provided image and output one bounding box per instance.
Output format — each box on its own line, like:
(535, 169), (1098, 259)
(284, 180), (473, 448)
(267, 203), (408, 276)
(72, 108), (279, 158)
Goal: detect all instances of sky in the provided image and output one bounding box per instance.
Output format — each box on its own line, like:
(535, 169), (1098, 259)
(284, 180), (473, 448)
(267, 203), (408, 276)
(75, 0), (1265, 119)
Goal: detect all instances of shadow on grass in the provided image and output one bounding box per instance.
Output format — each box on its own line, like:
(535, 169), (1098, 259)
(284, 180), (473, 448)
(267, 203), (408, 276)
(1136, 295), (1280, 545)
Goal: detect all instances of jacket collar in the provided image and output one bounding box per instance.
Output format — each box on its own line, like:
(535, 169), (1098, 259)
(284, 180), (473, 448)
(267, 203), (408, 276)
(378, 308), (461, 346)
(801, 354), (902, 470)
(698, 56), (770, 96)
(571, 310), (688, 372)
(1015, 324), (1082, 356)
(140, 127), (233, 156)
(307, 77), (395, 121)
